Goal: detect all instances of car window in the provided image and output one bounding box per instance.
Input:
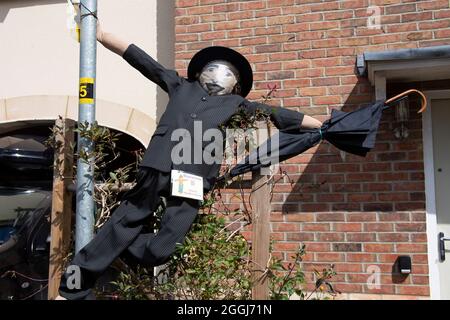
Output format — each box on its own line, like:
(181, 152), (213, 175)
(0, 188), (49, 226)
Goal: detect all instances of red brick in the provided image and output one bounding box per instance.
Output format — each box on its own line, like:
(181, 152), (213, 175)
(379, 253), (400, 263)
(395, 223), (426, 232)
(270, 212), (284, 222)
(299, 87), (327, 96)
(302, 242), (331, 252)
(363, 183), (392, 192)
(256, 44), (281, 53)
(300, 49), (327, 59)
(302, 223), (330, 232)
(365, 285), (396, 295)
(187, 6), (212, 15)
(347, 173), (376, 182)
(200, 31), (226, 41)
(332, 203), (361, 211)
(378, 172), (409, 181)
(285, 213), (314, 222)
(402, 12), (433, 23)
(201, 13), (227, 23)
(347, 213), (377, 222)
(411, 233), (427, 242)
(395, 202), (425, 211)
(271, 232), (285, 241)
(347, 253), (377, 262)
(272, 223), (300, 232)
(385, 3), (416, 14)
(316, 252), (345, 262)
(270, 52), (299, 61)
(239, 1), (266, 11)
(332, 184), (362, 193)
(286, 232), (314, 241)
(212, 3), (239, 13)
(435, 9), (450, 19)
(317, 233), (345, 242)
(316, 213), (345, 222)
(411, 276), (429, 285)
(397, 286), (430, 296)
(349, 193), (376, 202)
(362, 162), (392, 172)
(176, 0), (198, 8)
(302, 203), (330, 211)
(378, 233), (409, 242)
(228, 11), (252, 21)
(347, 233), (377, 242)
(413, 265), (429, 275)
(378, 193), (409, 202)
(334, 223), (362, 232)
(365, 223), (394, 232)
(412, 254), (428, 264)
(364, 243), (394, 252)
(396, 243), (427, 253)
(273, 242), (300, 251)
(334, 263), (362, 273)
(435, 29), (450, 39)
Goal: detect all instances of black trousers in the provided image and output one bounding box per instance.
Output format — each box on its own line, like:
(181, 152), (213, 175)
(59, 167), (201, 300)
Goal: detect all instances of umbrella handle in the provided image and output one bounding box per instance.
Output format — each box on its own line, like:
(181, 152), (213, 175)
(385, 89), (427, 113)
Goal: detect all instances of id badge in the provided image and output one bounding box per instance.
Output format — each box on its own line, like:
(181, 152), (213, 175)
(170, 170), (204, 201)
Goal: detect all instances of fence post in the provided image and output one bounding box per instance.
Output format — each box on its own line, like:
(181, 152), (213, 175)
(48, 118), (75, 300)
(251, 121), (272, 300)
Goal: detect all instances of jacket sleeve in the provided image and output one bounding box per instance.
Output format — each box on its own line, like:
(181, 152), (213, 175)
(122, 44), (183, 96)
(242, 100), (305, 131)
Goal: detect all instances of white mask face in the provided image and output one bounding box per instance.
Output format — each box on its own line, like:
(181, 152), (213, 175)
(199, 60), (239, 96)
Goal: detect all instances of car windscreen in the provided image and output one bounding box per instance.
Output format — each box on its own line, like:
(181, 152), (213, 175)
(0, 188), (50, 228)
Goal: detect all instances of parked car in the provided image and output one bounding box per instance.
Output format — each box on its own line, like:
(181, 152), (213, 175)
(0, 133), (53, 299)
(0, 127), (142, 299)
(0, 187), (52, 300)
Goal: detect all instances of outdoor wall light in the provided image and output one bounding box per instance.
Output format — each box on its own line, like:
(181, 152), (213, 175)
(397, 255), (412, 275)
(393, 96), (410, 139)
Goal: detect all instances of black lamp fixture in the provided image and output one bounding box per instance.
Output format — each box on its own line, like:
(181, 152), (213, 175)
(393, 96), (410, 139)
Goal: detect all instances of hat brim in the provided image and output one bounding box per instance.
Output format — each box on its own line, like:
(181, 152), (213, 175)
(187, 46), (253, 97)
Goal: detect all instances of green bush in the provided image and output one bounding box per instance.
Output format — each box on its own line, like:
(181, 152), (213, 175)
(109, 209), (338, 300)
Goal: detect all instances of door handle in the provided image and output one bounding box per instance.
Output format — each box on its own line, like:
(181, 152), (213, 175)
(439, 232), (450, 262)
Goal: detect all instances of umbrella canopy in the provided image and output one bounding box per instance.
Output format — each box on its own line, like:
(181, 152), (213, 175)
(217, 97), (418, 182)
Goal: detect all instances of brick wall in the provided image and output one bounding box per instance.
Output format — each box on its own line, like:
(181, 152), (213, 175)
(174, 0), (450, 298)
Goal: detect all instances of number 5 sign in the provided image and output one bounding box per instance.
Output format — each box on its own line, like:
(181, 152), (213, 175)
(79, 77), (95, 104)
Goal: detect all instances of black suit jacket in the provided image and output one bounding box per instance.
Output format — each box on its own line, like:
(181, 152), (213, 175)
(123, 44), (305, 192)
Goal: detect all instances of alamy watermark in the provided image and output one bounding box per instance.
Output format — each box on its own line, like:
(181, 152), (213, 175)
(367, 5), (382, 30)
(366, 265), (381, 290)
(66, 265), (81, 290)
(169, 120), (280, 175)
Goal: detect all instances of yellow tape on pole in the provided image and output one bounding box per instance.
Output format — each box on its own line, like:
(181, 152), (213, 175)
(79, 77), (95, 104)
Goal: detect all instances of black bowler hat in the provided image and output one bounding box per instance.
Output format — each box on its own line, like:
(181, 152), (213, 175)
(187, 46), (253, 97)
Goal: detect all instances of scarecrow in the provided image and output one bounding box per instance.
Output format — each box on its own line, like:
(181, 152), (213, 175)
(58, 24), (322, 300)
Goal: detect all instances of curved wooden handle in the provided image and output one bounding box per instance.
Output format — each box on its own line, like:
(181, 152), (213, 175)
(385, 89), (427, 113)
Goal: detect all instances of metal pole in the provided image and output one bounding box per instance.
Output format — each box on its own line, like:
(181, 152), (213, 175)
(75, 0), (97, 253)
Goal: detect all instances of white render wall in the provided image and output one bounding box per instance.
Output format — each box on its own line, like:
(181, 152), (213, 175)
(0, 0), (174, 122)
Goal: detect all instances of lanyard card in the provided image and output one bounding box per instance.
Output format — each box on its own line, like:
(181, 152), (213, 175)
(171, 169), (204, 201)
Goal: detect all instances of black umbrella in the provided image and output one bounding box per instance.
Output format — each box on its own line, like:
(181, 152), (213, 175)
(218, 89), (427, 182)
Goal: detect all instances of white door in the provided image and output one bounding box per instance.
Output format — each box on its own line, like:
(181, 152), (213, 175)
(431, 98), (450, 299)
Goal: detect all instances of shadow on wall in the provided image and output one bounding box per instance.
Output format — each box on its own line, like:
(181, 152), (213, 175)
(0, 0), (66, 23)
(280, 82), (426, 214)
